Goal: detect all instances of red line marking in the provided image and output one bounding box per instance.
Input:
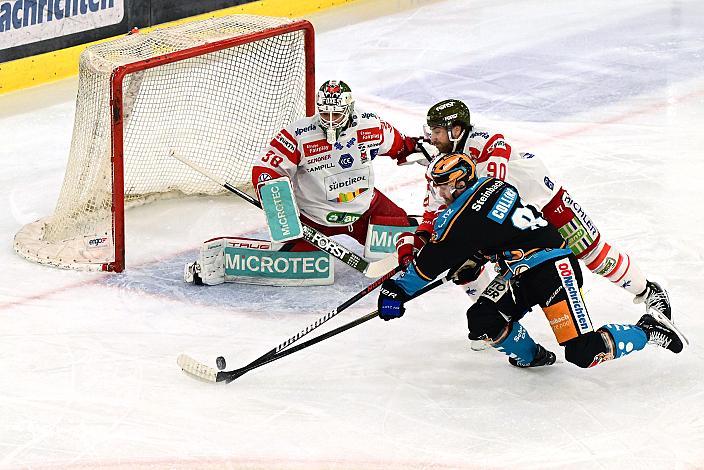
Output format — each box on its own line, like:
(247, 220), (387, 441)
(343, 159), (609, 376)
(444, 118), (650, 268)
(6, 85), (703, 310)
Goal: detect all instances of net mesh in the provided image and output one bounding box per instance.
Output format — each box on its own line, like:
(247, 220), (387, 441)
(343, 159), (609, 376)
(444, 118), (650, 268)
(14, 15), (309, 270)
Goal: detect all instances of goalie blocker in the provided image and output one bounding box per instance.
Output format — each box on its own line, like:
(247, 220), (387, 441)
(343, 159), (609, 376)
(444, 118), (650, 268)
(184, 237), (334, 287)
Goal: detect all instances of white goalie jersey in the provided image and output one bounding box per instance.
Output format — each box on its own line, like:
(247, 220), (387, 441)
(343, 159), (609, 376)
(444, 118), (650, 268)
(252, 110), (410, 227)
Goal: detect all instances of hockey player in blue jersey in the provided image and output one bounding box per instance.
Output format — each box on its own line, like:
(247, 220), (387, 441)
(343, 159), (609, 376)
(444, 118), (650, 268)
(377, 152), (687, 368)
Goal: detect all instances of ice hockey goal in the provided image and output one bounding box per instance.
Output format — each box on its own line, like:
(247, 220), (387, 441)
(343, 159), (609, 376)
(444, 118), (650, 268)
(14, 15), (315, 272)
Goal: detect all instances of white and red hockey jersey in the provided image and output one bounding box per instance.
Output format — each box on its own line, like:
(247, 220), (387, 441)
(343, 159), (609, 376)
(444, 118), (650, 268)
(252, 110), (411, 227)
(419, 126), (560, 233)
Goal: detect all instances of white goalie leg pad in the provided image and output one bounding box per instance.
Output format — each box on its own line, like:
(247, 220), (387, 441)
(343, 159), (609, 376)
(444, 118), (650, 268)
(185, 237), (335, 286)
(224, 237), (334, 286)
(183, 238), (227, 286)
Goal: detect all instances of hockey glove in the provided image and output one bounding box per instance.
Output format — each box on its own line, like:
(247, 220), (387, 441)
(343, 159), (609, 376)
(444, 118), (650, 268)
(378, 280), (410, 321)
(395, 231), (429, 268)
(451, 256), (486, 285)
(391, 136), (423, 165)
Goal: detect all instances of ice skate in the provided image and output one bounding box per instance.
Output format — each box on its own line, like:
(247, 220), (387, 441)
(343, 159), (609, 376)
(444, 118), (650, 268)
(636, 314), (686, 353)
(634, 280), (671, 320)
(183, 261), (203, 285)
(509, 344), (556, 368)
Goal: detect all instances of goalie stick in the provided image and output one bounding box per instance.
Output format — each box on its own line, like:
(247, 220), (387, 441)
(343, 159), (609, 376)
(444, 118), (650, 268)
(178, 272), (451, 384)
(170, 151), (397, 278)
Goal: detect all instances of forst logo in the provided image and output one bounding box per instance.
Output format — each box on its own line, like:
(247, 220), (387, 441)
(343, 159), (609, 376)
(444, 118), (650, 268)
(436, 101), (455, 110)
(339, 154), (354, 169)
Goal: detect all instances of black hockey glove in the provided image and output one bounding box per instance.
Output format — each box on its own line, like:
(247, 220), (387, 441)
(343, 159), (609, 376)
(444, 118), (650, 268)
(451, 256), (486, 285)
(378, 280), (410, 321)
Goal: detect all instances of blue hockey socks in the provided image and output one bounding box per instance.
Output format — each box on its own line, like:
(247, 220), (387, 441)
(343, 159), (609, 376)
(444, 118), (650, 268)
(493, 322), (538, 366)
(600, 324), (647, 358)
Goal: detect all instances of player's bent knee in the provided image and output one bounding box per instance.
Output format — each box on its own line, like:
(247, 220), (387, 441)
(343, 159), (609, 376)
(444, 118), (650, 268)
(563, 332), (609, 368)
(466, 298), (507, 341)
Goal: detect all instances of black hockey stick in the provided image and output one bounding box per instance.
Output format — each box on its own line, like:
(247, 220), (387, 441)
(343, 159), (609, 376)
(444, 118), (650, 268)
(170, 151), (397, 278)
(417, 139), (435, 162)
(219, 264), (404, 369)
(178, 273), (450, 384)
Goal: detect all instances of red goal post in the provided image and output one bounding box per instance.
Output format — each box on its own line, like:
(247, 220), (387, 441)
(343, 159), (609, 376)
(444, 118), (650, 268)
(14, 15), (315, 273)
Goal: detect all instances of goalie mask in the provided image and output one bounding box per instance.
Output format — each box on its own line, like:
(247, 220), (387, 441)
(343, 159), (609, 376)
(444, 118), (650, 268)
(424, 99), (472, 149)
(428, 152), (477, 202)
(317, 80), (355, 144)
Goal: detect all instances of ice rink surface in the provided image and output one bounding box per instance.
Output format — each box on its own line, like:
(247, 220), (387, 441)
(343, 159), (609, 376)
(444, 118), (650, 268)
(1, 0), (704, 468)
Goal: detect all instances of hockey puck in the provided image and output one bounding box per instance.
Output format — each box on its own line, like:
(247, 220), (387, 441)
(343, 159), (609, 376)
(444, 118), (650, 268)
(216, 356), (226, 370)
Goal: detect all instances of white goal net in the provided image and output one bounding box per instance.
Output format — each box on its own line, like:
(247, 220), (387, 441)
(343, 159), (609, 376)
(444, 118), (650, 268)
(14, 14), (314, 272)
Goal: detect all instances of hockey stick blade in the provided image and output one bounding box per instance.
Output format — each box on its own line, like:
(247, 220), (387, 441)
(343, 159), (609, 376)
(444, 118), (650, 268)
(214, 263), (404, 372)
(177, 354), (219, 383)
(178, 273), (450, 385)
(363, 254), (399, 278)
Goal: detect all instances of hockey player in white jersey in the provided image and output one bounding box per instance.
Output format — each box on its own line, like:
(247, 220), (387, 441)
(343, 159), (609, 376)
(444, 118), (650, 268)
(396, 99), (671, 322)
(252, 80), (420, 252)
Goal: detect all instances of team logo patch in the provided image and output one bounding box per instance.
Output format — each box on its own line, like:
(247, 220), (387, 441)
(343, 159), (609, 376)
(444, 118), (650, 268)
(272, 131), (296, 158)
(325, 168), (370, 203)
(555, 259), (592, 334)
(357, 128), (382, 143)
(294, 123), (316, 136)
(544, 176), (554, 190)
(303, 139), (333, 157)
(338, 154), (354, 169)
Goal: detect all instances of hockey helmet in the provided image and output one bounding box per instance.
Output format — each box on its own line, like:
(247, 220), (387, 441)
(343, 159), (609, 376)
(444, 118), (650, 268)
(426, 99), (471, 129)
(425, 99), (471, 146)
(429, 152), (477, 196)
(316, 80), (355, 144)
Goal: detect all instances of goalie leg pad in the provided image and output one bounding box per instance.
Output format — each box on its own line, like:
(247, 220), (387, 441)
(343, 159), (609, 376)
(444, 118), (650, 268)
(183, 238), (226, 286)
(223, 237), (333, 286)
(185, 237), (334, 286)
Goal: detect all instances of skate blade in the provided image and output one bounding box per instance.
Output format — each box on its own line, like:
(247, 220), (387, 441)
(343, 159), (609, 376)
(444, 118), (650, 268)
(652, 311), (690, 347)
